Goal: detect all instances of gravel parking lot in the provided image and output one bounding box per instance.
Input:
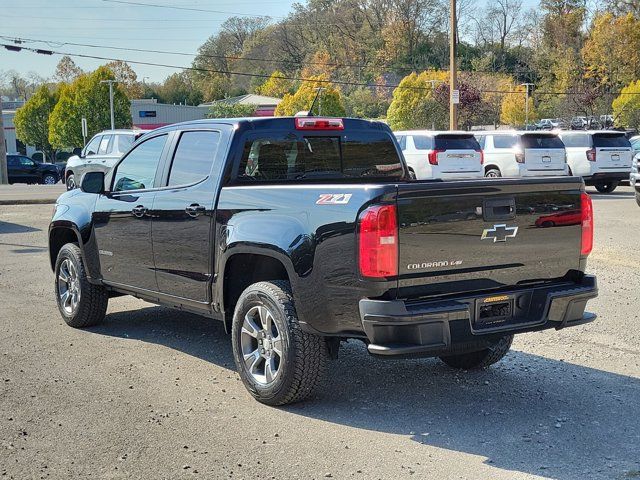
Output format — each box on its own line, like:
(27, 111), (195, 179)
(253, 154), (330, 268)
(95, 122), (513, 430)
(1, 187), (639, 480)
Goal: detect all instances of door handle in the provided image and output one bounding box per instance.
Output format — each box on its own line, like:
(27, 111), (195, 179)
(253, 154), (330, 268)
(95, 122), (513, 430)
(483, 197), (516, 221)
(132, 205), (147, 218)
(185, 203), (206, 217)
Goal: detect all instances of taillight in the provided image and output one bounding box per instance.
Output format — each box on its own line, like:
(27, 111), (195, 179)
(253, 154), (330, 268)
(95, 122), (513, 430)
(358, 204), (398, 278)
(477, 149), (484, 165)
(581, 192), (593, 256)
(428, 149), (443, 165)
(294, 117), (344, 130)
(586, 148), (596, 162)
(515, 152), (525, 164)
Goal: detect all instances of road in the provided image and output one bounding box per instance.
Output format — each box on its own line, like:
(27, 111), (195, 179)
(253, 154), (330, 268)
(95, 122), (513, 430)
(0, 187), (639, 479)
(0, 184), (66, 205)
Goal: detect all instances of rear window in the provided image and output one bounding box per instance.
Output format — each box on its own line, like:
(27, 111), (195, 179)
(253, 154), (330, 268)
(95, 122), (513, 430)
(493, 135), (517, 149)
(520, 134), (564, 149)
(593, 134), (631, 148)
(434, 135), (480, 150)
(560, 134), (591, 148)
(237, 131), (403, 182)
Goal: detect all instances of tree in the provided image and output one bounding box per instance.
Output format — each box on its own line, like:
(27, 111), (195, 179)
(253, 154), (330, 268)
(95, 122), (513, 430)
(386, 70), (448, 130)
(104, 61), (143, 98)
(156, 72), (204, 105)
(274, 75), (345, 117)
(14, 85), (58, 161)
(207, 102), (256, 118)
(54, 56), (83, 84)
(432, 81), (484, 130)
(500, 84), (537, 126)
(582, 12), (640, 92)
(49, 67), (132, 148)
(344, 87), (389, 119)
(255, 71), (294, 98)
(612, 80), (640, 129)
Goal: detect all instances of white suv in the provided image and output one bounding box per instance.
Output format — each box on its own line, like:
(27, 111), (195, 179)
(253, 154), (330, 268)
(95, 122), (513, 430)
(474, 131), (568, 178)
(394, 131), (483, 180)
(558, 131), (633, 193)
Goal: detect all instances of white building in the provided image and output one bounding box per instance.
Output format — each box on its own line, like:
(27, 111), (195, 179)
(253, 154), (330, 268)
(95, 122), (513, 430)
(130, 99), (210, 130)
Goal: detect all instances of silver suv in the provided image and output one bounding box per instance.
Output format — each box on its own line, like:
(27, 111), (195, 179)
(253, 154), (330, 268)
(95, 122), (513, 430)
(64, 129), (140, 190)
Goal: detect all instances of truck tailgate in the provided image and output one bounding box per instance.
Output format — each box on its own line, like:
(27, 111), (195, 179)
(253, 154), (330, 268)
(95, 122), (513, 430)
(396, 178), (584, 297)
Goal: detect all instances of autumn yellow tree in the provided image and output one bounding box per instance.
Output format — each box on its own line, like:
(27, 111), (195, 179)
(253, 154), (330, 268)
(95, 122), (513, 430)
(500, 84), (537, 127)
(255, 71), (294, 98)
(386, 70), (449, 130)
(274, 75), (345, 117)
(612, 80), (640, 129)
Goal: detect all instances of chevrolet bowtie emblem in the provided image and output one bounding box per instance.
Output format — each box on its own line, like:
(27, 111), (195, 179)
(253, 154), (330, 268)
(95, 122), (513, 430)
(481, 224), (518, 242)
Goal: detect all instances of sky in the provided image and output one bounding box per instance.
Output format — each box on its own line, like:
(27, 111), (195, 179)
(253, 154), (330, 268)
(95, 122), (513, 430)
(0, 0), (539, 84)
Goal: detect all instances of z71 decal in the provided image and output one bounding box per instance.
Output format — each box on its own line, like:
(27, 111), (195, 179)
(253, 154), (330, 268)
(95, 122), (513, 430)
(316, 193), (353, 205)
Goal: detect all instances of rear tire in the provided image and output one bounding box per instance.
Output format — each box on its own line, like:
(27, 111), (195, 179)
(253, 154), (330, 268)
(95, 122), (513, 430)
(594, 181), (618, 193)
(231, 281), (329, 406)
(485, 168), (501, 178)
(55, 243), (108, 328)
(42, 174), (57, 185)
(440, 335), (513, 369)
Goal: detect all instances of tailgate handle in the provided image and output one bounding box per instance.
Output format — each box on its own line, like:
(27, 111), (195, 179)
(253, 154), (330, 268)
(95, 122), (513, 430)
(483, 198), (516, 221)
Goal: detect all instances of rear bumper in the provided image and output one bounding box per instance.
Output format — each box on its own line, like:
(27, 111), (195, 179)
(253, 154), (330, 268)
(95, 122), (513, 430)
(584, 172), (630, 184)
(359, 275), (598, 357)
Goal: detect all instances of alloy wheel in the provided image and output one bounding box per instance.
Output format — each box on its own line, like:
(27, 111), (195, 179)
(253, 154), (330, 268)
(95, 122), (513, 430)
(240, 305), (283, 385)
(57, 258), (81, 315)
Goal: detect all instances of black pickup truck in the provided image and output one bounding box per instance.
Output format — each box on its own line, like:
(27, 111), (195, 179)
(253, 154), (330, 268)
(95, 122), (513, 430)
(49, 117), (598, 405)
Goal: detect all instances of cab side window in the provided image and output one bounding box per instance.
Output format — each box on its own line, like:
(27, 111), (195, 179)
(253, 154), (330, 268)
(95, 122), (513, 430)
(112, 134), (167, 192)
(167, 131), (221, 186)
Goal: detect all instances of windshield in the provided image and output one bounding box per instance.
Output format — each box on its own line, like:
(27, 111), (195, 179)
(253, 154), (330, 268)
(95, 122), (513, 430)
(593, 134), (631, 148)
(237, 131), (404, 182)
(434, 135), (480, 150)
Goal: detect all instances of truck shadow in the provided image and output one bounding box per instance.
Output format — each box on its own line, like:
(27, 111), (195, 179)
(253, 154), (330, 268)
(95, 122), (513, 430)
(91, 305), (640, 480)
(0, 221), (41, 235)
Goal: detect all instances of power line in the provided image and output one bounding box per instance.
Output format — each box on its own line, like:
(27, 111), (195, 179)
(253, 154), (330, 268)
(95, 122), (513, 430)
(3, 43), (638, 97)
(100, 0), (281, 18)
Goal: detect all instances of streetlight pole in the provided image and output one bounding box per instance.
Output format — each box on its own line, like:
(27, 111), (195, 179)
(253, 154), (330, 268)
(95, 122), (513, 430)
(0, 97), (8, 184)
(100, 80), (117, 130)
(449, 0), (458, 131)
(521, 83), (535, 128)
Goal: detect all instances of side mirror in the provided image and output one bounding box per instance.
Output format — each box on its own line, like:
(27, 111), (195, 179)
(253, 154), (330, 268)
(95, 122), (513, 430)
(81, 171), (105, 194)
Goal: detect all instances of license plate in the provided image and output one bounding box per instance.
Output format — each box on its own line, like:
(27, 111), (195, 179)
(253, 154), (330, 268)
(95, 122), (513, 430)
(542, 156), (551, 163)
(612, 154), (620, 161)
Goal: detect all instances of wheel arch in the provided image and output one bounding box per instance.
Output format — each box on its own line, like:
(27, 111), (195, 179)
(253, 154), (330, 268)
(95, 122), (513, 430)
(484, 164), (501, 175)
(220, 250), (293, 333)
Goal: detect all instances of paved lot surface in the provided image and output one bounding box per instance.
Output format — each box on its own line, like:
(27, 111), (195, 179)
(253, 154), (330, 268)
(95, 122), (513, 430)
(1, 187), (639, 479)
(0, 184), (66, 205)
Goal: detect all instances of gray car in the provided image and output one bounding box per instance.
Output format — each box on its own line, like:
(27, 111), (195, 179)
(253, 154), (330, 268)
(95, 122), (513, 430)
(64, 129), (140, 190)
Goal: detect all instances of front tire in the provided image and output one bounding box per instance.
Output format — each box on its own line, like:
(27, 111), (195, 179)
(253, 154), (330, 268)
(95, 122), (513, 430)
(55, 243), (108, 328)
(231, 281), (328, 406)
(42, 174), (57, 185)
(440, 335), (513, 369)
(66, 173), (76, 190)
(594, 181), (618, 193)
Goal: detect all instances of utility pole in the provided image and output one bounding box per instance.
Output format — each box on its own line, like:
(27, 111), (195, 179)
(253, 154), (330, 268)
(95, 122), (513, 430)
(521, 83), (535, 128)
(313, 87), (326, 116)
(0, 97), (8, 184)
(449, 0), (458, 131)
(100, 80), (117, 130)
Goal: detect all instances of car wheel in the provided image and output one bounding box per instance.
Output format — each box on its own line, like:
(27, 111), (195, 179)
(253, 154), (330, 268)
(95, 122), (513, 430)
(231, 280), (329, 406)
(594, 181), (618, 193)
(440, 335), (513, 369)
(55, 243), (108, 328)
(636, 192), (640, 207)
(485, 168), (501, 178)
(541, 221), (554, 228)
(408, 168), (417, 180)
(66, 173), (76, 190)
(42, 174), (57, 185)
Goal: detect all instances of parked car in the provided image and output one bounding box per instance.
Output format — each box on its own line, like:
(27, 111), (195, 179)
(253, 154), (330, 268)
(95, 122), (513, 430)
(559, 130), (633, 193)
(394, 131), (483, 180)
(630, 136), (640, 206)
(474, 131), (568, 178)
(49, 116), (597, 405)
(536, 119), (558, 130)
(534, 209), (582, 228)
(7, 154), (60, 185)
(570, 117), (587, 130)
(599, 115), (614, 129)
(65, 129), (141, 190)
